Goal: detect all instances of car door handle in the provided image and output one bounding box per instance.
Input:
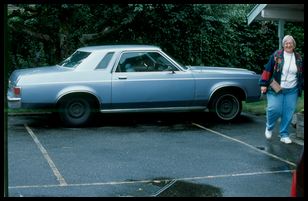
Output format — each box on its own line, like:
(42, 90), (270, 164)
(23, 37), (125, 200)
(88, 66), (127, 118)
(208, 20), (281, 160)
(118, 76), (127, 79)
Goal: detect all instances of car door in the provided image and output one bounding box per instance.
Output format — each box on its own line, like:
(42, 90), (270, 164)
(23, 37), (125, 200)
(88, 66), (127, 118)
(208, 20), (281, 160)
(111, 51), (195, 109)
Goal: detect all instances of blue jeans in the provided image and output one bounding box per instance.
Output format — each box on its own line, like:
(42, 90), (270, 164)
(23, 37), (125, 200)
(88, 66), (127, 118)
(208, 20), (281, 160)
(266, 87), (298, 138)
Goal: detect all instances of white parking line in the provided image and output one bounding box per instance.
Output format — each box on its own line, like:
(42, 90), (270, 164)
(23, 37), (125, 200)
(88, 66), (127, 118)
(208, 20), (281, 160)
(9, 169), (292, 189)
(191, 123), (296, 167)
(13, 122), (295, 193)
(24, 124), (67, 186)
(151, 179), (177, 197)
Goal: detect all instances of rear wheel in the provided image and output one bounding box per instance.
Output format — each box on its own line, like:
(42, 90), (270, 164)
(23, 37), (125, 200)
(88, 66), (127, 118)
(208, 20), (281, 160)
(210, 93), (242, 121)
(58, 96), (94, 127)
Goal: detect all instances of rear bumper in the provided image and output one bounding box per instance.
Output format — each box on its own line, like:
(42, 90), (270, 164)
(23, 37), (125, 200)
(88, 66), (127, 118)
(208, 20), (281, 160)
(7, 96), (21, 109)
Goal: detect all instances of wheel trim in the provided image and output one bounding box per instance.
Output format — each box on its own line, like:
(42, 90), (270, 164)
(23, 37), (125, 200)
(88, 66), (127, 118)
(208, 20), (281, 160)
(215, 94), (240, 120)
(67, 101), (87, 118)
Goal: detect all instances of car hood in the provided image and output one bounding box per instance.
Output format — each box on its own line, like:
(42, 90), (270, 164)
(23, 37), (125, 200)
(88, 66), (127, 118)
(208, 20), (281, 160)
(188, 66), (256, 75)
(9, 65), (71, 85)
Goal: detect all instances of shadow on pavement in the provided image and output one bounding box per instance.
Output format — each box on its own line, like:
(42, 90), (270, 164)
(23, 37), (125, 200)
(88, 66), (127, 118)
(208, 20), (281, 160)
(15, 112), (257, 129)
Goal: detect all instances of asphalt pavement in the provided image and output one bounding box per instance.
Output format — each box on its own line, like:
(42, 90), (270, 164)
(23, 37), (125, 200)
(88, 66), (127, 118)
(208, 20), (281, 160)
(6, 112), (304, 197)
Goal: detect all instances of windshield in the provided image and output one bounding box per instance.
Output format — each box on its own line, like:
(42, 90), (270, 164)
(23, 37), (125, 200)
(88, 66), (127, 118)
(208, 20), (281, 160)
(165, 54), (188, 70)
(58, 51), (91, 68)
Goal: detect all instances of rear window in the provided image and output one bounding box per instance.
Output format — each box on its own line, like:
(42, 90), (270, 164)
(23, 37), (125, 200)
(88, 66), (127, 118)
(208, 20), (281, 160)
(58, 51), (91, 68)
(95, 52), (114, 69)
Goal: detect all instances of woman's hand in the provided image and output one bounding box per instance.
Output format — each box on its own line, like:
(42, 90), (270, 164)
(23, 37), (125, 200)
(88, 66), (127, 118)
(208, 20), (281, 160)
(261, 86), (267, 94)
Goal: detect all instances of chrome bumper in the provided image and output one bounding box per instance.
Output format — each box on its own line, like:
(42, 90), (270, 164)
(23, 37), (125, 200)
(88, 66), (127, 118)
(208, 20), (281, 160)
(7, 96), (21, 109)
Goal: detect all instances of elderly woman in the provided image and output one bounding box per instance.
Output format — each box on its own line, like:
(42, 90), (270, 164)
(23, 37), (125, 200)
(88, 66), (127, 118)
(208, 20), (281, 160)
(259, 35), (304, 144)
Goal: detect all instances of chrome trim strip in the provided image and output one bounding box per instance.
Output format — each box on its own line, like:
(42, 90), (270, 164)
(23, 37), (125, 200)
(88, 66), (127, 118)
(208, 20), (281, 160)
(7, 97), (21, 102)
(112, 77), (194, 82)
(100, 106), (207, 113)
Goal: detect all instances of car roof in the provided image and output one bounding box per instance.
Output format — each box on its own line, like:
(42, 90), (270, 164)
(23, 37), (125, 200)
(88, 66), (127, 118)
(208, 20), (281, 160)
(78, 45), (161, 52)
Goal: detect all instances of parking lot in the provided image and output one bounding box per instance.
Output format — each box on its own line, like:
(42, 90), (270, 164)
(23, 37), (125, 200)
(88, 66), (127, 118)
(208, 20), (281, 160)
(7, 112), (303, 197)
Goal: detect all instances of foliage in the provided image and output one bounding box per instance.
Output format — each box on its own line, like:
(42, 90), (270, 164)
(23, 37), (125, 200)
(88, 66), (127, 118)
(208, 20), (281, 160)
(6, 4), (304, 76)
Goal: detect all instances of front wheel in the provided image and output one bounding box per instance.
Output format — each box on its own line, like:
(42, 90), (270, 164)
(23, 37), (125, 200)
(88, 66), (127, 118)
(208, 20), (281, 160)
(210, 93), (242, 121)
(58, 97), (93, 127)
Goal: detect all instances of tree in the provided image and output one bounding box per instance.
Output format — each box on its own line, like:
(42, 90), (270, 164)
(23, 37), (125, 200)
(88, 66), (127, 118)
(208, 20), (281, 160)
(6, 4), (304, 75)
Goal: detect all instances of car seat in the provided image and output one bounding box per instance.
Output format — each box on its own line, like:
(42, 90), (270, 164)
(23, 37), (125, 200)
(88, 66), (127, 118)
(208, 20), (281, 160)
(125, 63), (135, 72)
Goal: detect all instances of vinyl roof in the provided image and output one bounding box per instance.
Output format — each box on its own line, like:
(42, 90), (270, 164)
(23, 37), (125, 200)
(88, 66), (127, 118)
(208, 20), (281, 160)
(78, 45), (160, 52)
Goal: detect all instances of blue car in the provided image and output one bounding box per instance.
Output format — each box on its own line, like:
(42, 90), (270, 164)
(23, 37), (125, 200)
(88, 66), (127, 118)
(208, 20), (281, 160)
(7, 45), (261, 126)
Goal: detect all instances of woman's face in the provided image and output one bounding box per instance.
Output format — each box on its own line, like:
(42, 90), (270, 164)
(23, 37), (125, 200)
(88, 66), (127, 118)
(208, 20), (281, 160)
(283, 39), (295, 53)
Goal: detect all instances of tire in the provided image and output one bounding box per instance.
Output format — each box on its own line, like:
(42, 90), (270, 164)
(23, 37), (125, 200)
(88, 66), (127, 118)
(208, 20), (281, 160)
(211, 93), (242, 121)
(59, 96), (93, 127)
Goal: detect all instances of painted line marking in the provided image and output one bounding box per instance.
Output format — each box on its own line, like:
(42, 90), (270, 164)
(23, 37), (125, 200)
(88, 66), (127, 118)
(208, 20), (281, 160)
(192, 122), (296, 167)
(151, 179), (177, 197)
(24, 124), (67, 186)
(9, 169), (292, 189)
(14, 121), (295, 192)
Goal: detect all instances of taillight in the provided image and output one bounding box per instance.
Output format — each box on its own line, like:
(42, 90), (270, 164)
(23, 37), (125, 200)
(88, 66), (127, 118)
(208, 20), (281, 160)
(13, 87), (21, 96)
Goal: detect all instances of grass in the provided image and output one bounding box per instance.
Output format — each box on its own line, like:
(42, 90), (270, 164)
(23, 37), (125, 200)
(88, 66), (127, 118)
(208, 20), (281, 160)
(243, 91), (304, 116)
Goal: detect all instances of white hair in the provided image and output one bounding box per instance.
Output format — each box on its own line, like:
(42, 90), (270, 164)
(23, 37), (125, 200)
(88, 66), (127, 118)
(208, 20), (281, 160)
(282, 35), (296, 48)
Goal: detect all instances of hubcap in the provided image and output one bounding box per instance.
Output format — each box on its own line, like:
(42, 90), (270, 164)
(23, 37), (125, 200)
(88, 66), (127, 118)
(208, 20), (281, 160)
(216, 95), (239, 120)
(68, 102), (85, 118)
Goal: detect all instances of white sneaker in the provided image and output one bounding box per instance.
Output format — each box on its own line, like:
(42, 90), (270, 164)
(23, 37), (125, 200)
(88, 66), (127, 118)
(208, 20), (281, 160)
(265, 128), (272, 139)
(280, 137), (292, 144)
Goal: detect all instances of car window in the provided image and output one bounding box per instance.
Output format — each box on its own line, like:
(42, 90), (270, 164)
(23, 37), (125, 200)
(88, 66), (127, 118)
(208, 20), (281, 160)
(58, 51), (91, 68)
(95, 52), (114, 69)
(115, 52), (179, 73)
